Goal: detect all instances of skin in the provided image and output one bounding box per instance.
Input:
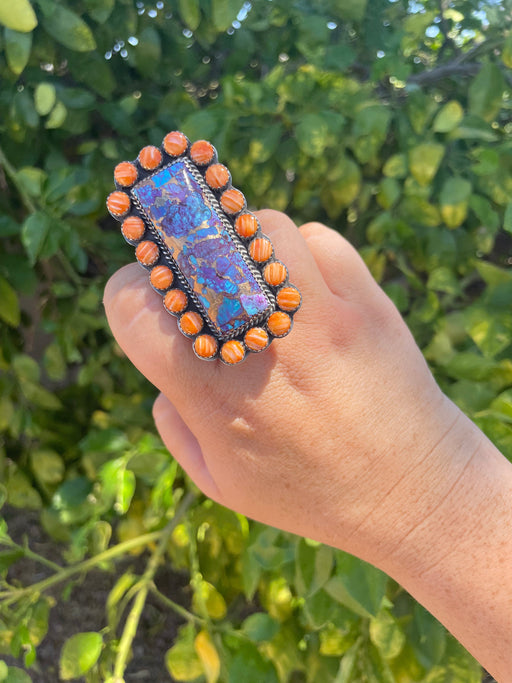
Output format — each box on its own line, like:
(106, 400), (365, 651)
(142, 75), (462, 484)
(104, 210), (512, 682)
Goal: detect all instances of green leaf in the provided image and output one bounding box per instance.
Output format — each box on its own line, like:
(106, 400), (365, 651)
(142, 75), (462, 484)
(369, 610), (405, 660)
(433, 101), (464, 133)
(504, 202), (512, 234)
(4, 668), (32, 683)
(295, 539), (333, 597)
(211, 0), (240, 32)
(0, 0), (37, 32)
(59, 632), (102, 679)
(134, 25), (161, 77)
(241, 613), (280, 643)
(179, 0), (200, 30)
(42, 6), (96, 52)
(409, 604), (446, 669)
(34, 83), (56, 116)
(324, 553), (388, 619)
(228, 641), (279, 683)
(21, 211), (52, 265)
(468, 62), (505, 122)
(409, 143), (444, 186)
(4, 28), (32, 74)
(336, 0), (368, 21)
(383, 154), (407, 179)
(117, 468), (135, 514)
(0, 276), (20, 327)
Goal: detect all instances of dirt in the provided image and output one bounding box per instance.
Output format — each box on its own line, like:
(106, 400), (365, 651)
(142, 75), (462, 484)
(1, 508), (498, 683)
(2, 507), (188, 682)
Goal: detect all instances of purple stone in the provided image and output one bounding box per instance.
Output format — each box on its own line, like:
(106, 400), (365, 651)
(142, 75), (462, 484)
(132, 160), (271, 336)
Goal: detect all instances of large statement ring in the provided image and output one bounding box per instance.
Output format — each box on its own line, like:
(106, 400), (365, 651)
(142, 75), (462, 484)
(107, 132), (301, 365)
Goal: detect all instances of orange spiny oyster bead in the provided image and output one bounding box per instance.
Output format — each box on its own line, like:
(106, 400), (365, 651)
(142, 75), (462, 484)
(179, 311), (204, 336)
(220, 339), (246, 364)
(244, 327), (269, 352)
(190, 140), (215, 165)
(249, 237), (273, 263)
(150, 265), (174, 290)
(163, 131), (188, 156)
(194, 334), (218, 359)
(267, 311), (292, 337)
(164, 289), (188, 314)
(220, 188), (245, 215)
(138, 145), (162, 170)
(135, 240), (159, 266)
(121, 216), (145, 242)
(107, 191), (130, 217)
(235, 213), (258, 238)
(276, 286), (301, 312)
(264, 261), (288, 287)
(205, 164), (230, 190)
(114, 161), (138, 187)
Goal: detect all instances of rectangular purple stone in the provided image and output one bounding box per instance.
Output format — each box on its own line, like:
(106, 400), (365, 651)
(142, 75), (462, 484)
(131, 160), (271, 337)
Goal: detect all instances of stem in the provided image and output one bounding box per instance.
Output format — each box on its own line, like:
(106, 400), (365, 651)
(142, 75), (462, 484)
(113, 491), (196, 679)
(0, 144), (36, 214)
(149, 584), (205, 626)
(0, 530), (165, 606)
(0, 537), (62, 573)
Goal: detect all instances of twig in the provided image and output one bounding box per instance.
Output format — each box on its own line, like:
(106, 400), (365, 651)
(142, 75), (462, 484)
(0, 144), (36, 214)
(112, 491), (196, 679)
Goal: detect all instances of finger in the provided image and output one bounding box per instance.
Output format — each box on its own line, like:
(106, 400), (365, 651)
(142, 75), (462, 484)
(152, 392), (223, 502)
(103, 210), (332, 404)
(299, 222), (379, 302)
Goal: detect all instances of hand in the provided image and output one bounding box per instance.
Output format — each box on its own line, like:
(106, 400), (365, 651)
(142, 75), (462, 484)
(103, 209), (466, 566)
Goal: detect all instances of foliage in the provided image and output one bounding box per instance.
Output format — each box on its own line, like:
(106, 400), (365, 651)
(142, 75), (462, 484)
(0, 0), (511, 680)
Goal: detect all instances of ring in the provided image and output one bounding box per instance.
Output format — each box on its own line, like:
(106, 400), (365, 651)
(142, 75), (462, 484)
(107, 132), (301, 365)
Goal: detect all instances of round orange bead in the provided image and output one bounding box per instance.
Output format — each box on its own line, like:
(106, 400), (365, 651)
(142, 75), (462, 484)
(135, 240), (159, 266)
(264, 261), (288, 287)
(138, 145), (162, 170)
(220, 340), (246, 364)
(164, 289), (188, 314)
(179, 311), (204, 336)
(205, 164), (230, 190)
(163, 131), (188, 156)
(220, 188), (245, 215)
(249, 238), (273, 263)
(194, 334), (218, 359)
(276, 286), (301, 312)
(190, 140), (215, 165)
(244, 327), (269, 352)
(121, 216), (145, 242)
(114, 161), (138, 187)
(107, 191), (130, 217)
(235, 213), (258, 238)
(267, 311), (292, 337)
(150, 265), (174, 290)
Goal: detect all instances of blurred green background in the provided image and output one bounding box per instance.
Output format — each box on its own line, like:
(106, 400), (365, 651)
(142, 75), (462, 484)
(0, 0), (511, 681)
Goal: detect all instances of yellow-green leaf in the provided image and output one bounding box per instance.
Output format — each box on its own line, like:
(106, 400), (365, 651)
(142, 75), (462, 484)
(0, 276), (20, 327)
(409, 143), (444, 186)
(179, 0), (200, 30)
(34, 83), (56, 116)
(194, 630), (220, 683)
(60, 632), (102, 680)
(165, 625), (203, 681)
(0, 0), (37, 32)
(433, 101), (464, 133)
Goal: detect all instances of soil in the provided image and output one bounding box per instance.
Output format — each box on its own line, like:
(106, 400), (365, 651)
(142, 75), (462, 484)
(1, 507), (498, 683)
(2, 507), (187, 682)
